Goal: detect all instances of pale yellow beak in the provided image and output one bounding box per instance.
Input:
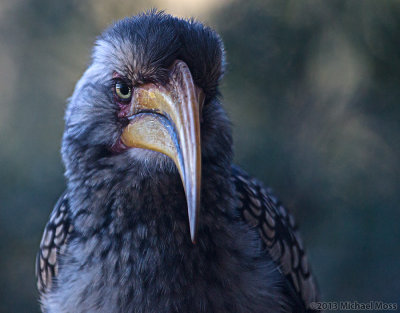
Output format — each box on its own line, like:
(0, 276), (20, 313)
(120, 60), (204, 243)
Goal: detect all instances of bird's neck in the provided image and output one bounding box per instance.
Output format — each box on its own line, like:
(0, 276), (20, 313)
(67, 153), (236, 246)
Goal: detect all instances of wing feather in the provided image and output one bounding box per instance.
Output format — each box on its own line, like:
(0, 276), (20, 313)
(232, 166), (319, 311)
(36, 192), (72, 294)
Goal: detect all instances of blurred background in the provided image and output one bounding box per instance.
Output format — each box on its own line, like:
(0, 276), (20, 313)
(1, 0), (399, 311)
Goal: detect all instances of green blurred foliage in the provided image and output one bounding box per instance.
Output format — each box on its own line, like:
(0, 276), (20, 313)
(0, 0), (399, 311)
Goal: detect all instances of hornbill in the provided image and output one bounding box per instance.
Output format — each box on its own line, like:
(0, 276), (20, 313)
(36, 11), (319, 313)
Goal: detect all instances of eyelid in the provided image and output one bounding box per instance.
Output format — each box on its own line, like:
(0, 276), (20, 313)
(112, 77), (131, 86)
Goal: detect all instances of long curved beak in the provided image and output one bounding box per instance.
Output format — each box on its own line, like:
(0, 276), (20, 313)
(120, 60), (204, 243)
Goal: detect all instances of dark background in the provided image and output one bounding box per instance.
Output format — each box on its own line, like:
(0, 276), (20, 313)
(0, 0), (399, 312)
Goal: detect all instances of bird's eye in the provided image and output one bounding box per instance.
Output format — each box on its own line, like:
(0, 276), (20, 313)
(115, 82), (132, 101)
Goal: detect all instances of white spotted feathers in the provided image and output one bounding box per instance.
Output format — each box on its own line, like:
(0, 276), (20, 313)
(232, 167), (319, 311)
(36, 193), (72, 293)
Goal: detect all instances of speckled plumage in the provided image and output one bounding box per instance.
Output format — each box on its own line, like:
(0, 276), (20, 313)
(36, 11), (319, 313)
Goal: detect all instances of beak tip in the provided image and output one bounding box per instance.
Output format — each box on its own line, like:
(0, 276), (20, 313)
(189, 217), (197, 244)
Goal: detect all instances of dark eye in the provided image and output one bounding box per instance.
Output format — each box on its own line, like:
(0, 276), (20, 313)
(115, 82), (132, 101)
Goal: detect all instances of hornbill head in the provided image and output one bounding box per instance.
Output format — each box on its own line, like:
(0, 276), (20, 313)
(62, 11), (231, 242)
